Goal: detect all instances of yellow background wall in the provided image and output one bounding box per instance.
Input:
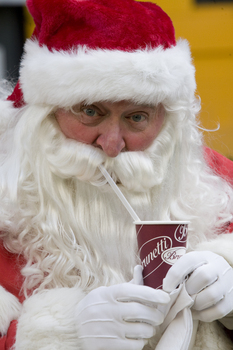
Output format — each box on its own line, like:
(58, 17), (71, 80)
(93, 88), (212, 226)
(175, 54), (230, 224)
(140, 0), (233, 158)
(24, 1), (233, 158)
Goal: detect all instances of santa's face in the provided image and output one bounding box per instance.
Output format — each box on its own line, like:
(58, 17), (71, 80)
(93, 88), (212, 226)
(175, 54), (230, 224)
(54, 100), (165, 158)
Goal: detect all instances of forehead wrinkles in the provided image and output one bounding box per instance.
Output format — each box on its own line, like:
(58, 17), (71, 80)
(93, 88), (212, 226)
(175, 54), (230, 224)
(76, 100), (158, 111)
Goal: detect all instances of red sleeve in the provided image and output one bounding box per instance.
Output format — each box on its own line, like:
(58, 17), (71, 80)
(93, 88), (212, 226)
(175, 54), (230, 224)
(0, 336), (7, 350)
(204, 147), (233, 234)
(204, 147), (233, 186)
(0, 241), (25, 303)
(0, 321), (17, 350)
(226, 222), (233, 233)
(0, 242), (25, 349)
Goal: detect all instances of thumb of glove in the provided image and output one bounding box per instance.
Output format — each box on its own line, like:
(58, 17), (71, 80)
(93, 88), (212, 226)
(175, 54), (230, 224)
(130, 265), (144, 285)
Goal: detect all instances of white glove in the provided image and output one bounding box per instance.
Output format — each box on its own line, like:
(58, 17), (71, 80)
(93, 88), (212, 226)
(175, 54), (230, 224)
(130, 265), (144, 285)
(75, 273), (170, 350)
(163, 251), (233, 322)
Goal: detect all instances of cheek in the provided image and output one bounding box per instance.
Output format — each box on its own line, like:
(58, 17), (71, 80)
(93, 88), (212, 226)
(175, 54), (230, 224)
(56, 113), (97, 144)
(127, 131), (157, 151)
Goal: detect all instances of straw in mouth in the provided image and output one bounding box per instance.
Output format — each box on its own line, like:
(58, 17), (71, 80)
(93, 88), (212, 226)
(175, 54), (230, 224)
(98, 164), (141, 222)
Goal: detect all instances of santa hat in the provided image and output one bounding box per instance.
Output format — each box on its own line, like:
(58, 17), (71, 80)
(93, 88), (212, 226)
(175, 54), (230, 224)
(7, 0), (196, 108)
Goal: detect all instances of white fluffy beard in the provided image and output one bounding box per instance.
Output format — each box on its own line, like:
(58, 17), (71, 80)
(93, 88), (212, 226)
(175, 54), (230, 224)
(0, 108), (177, 293)
(27, 114), (176, 291)
(1, 104), (233, 294)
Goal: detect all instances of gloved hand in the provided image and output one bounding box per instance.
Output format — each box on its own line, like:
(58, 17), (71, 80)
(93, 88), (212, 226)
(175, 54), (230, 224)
(130, 265), (144, 285)
(75, 269), (170, 350)
(163, 251), (233, 322)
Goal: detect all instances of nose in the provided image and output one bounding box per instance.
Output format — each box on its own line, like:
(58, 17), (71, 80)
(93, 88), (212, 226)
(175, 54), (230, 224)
(95, 121), (126, 157)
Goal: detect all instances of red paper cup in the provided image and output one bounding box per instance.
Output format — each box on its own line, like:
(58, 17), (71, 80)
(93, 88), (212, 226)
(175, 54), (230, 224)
(135, 221), (189, 289)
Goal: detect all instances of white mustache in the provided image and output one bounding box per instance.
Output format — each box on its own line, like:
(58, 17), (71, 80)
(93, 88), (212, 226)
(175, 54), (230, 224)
(44, 138), (159, 192)
(42, 117), (174, 192)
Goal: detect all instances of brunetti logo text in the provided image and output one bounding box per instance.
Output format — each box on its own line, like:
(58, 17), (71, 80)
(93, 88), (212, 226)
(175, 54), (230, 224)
(140, 236), (173, 269)
(137, 223), (188, 288)
(161, 247), (186, 265)
(174, 224), (188, 243)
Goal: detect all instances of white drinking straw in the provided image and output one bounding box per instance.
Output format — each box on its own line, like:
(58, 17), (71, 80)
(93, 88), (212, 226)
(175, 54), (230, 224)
(98, 164), (141, 222)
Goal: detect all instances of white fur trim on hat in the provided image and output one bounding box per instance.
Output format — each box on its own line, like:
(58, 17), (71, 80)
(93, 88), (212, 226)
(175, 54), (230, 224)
(20, 39), (196, 107)
(0, 286), (22, 335)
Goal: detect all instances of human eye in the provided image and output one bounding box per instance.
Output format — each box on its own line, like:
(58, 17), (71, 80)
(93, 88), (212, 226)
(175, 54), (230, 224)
(75, 104), (105, 125)
(130, 114), (146, 122)
(82, 107), (98, 117)
(125, 111), (149, 131)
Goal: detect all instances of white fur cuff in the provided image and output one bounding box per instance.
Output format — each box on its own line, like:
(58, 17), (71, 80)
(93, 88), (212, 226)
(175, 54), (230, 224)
(15, 287), (85, 350)
(195, 233), (233, 268)
(0, 286), (22, 335)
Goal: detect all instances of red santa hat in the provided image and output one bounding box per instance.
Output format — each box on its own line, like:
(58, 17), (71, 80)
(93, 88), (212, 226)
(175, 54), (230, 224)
(8, 0), (196, 108)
